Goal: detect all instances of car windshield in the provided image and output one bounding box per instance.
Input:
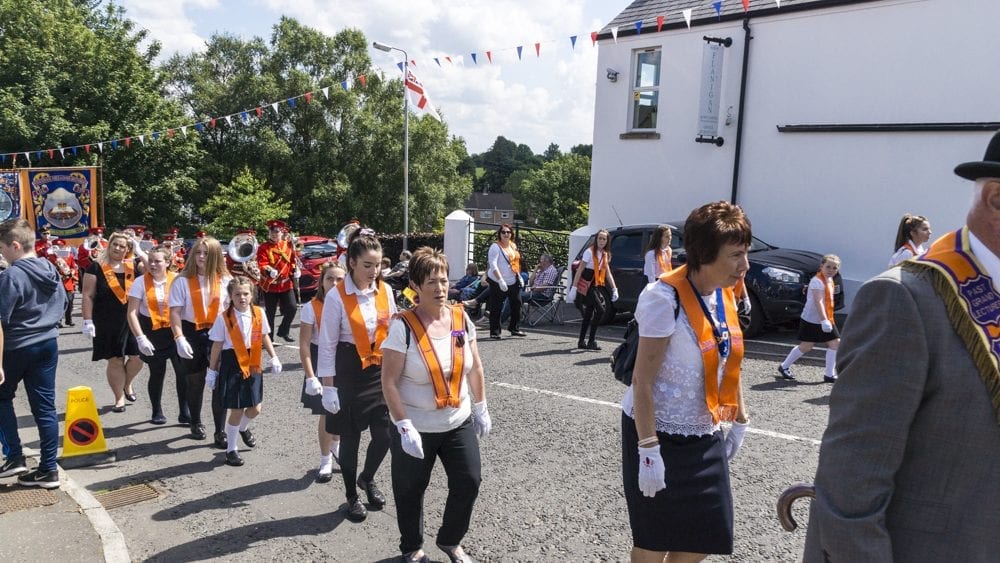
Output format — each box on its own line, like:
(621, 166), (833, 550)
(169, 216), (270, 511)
(300, 241), (337, 259)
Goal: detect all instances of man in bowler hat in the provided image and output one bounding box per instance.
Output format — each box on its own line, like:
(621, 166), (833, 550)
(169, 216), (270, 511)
(803, 132), (1000, 560)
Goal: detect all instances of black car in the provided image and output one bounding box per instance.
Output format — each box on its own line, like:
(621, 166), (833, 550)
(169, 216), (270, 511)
(571, 223), (843, 337)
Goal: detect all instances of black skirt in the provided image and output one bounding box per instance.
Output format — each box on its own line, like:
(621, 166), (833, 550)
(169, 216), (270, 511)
(797, 319), (840, 343)
(137, 314), (177, 362)
(621, 412), (734, 554)
(88, 263), (139, 361)
(324, 342), (388, 435)
(300, 343), (325, 415)
(217, 349), (264, 409)
(180, 320), (213, 372)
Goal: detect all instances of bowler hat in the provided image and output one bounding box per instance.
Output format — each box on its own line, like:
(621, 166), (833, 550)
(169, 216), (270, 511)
(955, 131), (1000, 180)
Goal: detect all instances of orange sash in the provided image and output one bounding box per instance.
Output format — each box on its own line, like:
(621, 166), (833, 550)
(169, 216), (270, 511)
(498, 241), (520, 274)
(223, 306), (263, 379)
(660, 266), (743, 424)
(338, 280), (391, 368)
(815, 272), (835, 323)
(101, 262), (134, 304)
(903, 241), (918, 256)
(144, 272), (175, 330)
(593, 249), (608, 286)
(187, 276), (220, 330)
(400, 306), (466, 409)
(310, 298), (323, 332)
(656, 248), (672, 275)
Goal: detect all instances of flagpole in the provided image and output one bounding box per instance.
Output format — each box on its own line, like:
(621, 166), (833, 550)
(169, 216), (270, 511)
(373, 40), (409, 251)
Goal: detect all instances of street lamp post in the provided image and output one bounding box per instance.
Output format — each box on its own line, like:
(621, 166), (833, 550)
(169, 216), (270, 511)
(372, 41), (409, 251)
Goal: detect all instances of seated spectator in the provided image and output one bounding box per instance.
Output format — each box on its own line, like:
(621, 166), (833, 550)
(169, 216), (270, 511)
(383, 250), (411, 280)
(522, 254), (559, 303)
(449, 263), (480, 301)
(380, 257), (392, 278)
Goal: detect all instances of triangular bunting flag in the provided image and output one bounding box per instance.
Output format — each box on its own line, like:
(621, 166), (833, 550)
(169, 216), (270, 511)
(591, 31), (598, 46)
(124, 137), (131, 148)
(224, 115), (232, 126)
(611, 26), (619, 43)
(195, 123), (204, 133)
(72, 147), (78, 156)
(486, 51), (493, 64)
(97, 142), (103, 153)
(471, 52), (478, 64)
(683, 8), (693, 27)
(35, 151), (41, 161)
(271, 102), (280, 115)
(1, 154), (6, 164)
(111, 140), (117, 151)
(85, 145), (91, 154)
(152, 131), (160, 141)
(516, 46), (523, 60)
(209, 118), (217, 128)
(743, 0), (750, 11)
(59, 148), (65, 159)
(657, 15), (665, 32)
(713, 1), (722, 17)
(434, 57), (441, 67)
(288, 98), (296, 109)
(397, 62), (404, 72)
(358, 74), (367, 88)
(410, 59), (416, 67)
(241, 111), (249, 123)
(304, 92), (312, 104)
(24, 152), (30, 162)
(47, 149), (53, 159)
(138, 135), (145, 146)
(635, 21), (642, 35)
(570, 35), (577, 49)
(445, 56), (452, 64)
(321, 86), (330, 99)
(255, 107), (263, 118)
(181, 126), (188, 137)
(535, 43), (541, 57)
(776, 0), (782, 6)
(341, 79), (350, 90)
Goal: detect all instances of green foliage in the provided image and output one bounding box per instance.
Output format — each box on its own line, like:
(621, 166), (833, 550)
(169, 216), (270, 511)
(473, 227), (570, 272)
(201, 168), (291, 238)
(514, 154), (591, 231)
(475, 135), (542, 193)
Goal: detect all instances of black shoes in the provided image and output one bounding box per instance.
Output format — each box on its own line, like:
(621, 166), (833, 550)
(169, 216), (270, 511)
(586, 341), (601, 351)
(489, 333), (501, 340)
(151, 412), (167, 425)
(190, 423), (207, 440)
(345, 497), (368, 522)
(17, 469), (60, 489)
(357, 477), (386, 509)
(823, 375), (838, 383)
(225, 450), (244, 466)
(124, 388), (138, 402)
(509, 329), (527, 337)
(0, 456), (28, 478)
(240, 429), (256, 448)
(213, 432), (227, 449)
(111, 405), (126, 413)
(777, 365), (795, 380)
(279, 333), (295, 343)
(437, 544), (476, 563)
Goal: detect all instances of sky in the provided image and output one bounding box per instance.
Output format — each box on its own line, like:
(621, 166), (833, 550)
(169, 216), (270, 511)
(116, 0), (627, 155)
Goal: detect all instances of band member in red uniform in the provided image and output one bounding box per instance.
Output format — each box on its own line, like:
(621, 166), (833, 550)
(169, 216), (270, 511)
(77, 226), (107, 271)
(163, 232), (186, 272)
(34, 225), (53, 257)
(256, 219), (299, 342)
(226, 228), (263, 285)
(48, 240), (79, 327)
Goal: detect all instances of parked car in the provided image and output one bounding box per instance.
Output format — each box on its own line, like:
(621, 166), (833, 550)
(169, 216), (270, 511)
(297, 235), (339, 300)
(571, 223), (843, 337)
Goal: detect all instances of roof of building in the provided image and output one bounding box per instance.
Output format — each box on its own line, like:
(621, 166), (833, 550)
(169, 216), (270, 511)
(465, 192), (514, 210)
(601, 0), (885, 38)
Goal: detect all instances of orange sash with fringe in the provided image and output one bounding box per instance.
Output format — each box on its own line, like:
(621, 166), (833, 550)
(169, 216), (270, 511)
(224, 306), (263, 379)
(311, 298), (323, 332)
(594, 249), (608, 287)
(188, 276), (220, 330)
(145, 272), (175, 330)
(656, 248), (672, 276)
(338, 280), (391, 368)
(101, 262), (134, 304)
(660, 266), (743, 424)
(815, 272), (835, 323)
(400, 306), (467, 409)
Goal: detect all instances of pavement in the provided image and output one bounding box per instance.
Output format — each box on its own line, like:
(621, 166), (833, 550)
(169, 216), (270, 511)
(0, 301), (834, 562)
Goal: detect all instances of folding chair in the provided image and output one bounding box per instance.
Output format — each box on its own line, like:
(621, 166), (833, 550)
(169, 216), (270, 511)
(523, 267), (566, 326)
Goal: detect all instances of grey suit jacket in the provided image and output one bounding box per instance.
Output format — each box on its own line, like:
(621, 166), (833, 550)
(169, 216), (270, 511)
(803, 266), (1000, 562)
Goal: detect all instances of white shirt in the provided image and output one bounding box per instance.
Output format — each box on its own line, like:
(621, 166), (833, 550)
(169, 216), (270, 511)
(317, 275), (397, 378)
(888, 239), (926, 267)
(487, 242), (518, 284)
(621, 281), (724, 437)
(207, 306), (271, 351)
(127, 273), (172, 317)
(580, 247), (607, 272)
(801, 276), (833, 324)
(381, 315), (477, 433)
(643, 249), (670, 282)
(168, 274), (232, 324)
(968, 231), (1000, 289)
(299, 298), (323, 346)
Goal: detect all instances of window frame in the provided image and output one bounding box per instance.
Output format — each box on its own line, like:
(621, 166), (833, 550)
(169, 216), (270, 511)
(628, 47), (662, 131)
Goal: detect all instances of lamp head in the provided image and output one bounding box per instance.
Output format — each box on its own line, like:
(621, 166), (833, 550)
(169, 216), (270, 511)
(373, 41), (392, 52)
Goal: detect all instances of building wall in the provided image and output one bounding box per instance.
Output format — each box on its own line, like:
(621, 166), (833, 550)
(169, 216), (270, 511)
(590, 0), (998, 305)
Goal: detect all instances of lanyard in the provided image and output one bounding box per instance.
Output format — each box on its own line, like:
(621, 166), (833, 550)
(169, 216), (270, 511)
(687, 278), (730, 359)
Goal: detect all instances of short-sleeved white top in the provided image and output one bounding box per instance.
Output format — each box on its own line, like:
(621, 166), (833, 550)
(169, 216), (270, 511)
(207, 306), (271, 351)
(580, 247), (607, 272)
(299, 298), (323, 346)
(643, 249), (670, 282)
(127, 273), (173, 318)
(316, 276), (397, 378)
(801, 276), (833, 324)
(168, 274), (232, 324)
(381, 314), (477, 433)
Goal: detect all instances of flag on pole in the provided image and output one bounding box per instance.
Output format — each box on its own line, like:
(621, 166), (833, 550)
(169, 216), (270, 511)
(405, 68), (441, 121)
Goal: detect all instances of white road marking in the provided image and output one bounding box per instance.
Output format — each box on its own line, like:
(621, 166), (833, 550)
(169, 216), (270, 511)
(490, 381), (821, 446)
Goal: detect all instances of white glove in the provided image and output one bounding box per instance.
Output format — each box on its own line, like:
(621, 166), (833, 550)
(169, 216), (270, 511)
(175, 336), (194, 359)
(637, 445), (666, 498)
(304, 377), (323, 396)
(821, 319), (833, 333)
(131, 237), (148, 261)
(205, 368), (218, 390)
(270, 356), (282, 374)
(268, 267), (278, 279)
(741, 296), (752, 313)
(136, 334), (155, 356)
(498, 278), (508, 292)
(322, 386), (341, 414)
(82, 319), (96, 338)
(612, 288), (620, 302)
(472, 401), (492, 439)
(395, 419), (425, 459)
(567, 287), (577, 302)
(725, 421), (749, 460)
(293, 269), (301, 280)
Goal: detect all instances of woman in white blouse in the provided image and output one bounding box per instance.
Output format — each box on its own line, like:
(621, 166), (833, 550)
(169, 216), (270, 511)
(643, 224), (674, 282)
(624, 201), (751, 563)
(126, 246), (184, 425)
(485, 224), (525, 339)
(381, 247), (491, 563)
(888, 213), (932, 267)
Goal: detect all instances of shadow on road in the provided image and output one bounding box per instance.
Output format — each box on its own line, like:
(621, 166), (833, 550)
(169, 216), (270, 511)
(751, 379), (828, 391)
(152, 475), (314, 520)
(573, 357), (609, 367)
(520, 348), (577, 358)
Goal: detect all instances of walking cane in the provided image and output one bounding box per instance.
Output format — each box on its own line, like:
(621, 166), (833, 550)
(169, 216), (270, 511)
(776, 483), (816, 532)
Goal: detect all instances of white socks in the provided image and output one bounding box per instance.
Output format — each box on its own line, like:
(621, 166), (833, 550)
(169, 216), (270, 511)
(318, 454), (333, 475)
(239, 414), (251, 432)
(825, 349), (837, 377)
(781, 346), (805, 370)
(225, 423), (240, 452)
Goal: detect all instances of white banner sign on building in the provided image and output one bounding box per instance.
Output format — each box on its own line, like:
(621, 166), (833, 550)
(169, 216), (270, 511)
(697, 42), (726, 137)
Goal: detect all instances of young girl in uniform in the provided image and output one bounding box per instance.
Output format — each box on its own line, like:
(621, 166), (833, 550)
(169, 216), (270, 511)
(126, 245), (187, 425)
(888, 214), (932, 267)
(643, 225), (673, 282)
(778, 255), (841, 383)
(567, 229), (619, 350)
(206, 277), (282, 466)
(300, 262), (346, 482)
(317, 230), (397, 522)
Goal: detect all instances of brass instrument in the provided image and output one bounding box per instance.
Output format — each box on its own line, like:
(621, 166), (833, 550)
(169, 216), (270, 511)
(228, 233), (262, 283)
(336, 220), (361, 253)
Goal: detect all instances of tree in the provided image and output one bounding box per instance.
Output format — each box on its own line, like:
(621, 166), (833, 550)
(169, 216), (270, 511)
(570, 144), (592, 158)
(201, 168), (291, 238)
(542, 143), (561, 162)
(515, 154), (591, 231)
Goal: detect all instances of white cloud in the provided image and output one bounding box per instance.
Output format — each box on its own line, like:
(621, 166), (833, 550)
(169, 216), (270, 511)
(117, 0), (219, 55)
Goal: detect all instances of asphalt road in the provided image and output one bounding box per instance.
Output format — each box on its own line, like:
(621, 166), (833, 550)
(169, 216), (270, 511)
(19, 305), (834, 562)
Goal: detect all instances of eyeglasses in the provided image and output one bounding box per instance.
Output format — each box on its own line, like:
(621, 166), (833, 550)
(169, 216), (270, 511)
(500, 231), (512, 235)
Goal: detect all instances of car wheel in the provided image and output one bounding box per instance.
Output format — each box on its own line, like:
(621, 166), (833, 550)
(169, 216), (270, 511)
(739, 292), (764, 338)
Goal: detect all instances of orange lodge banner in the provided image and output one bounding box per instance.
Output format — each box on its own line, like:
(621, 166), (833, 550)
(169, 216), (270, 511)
(22, 167), (99, 246)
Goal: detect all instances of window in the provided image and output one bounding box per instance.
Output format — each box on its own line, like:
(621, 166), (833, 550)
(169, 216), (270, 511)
(500, 211), (510, 219)
(481, 210), (493, 219)
(630, 48), (661, 130)
(610, 232), (644, 268)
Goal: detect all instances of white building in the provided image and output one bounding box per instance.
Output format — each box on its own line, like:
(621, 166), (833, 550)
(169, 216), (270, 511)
(589, 0), (1000, 306)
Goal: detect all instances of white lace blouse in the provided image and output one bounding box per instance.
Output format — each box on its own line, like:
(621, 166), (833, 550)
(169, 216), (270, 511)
(621, 281), (724, 437)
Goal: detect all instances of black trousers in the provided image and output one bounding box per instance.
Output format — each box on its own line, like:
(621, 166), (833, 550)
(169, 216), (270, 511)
(178, 324), (223, 434)
(339, 411), (392, 502)
(486, 278), (521, 335)
(263, 289), (296, 339)
(144, 353), (185, 418)
(390, 417), (482, 554)
(578, 289), (603, 344)
(64, 290), (74, 324)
